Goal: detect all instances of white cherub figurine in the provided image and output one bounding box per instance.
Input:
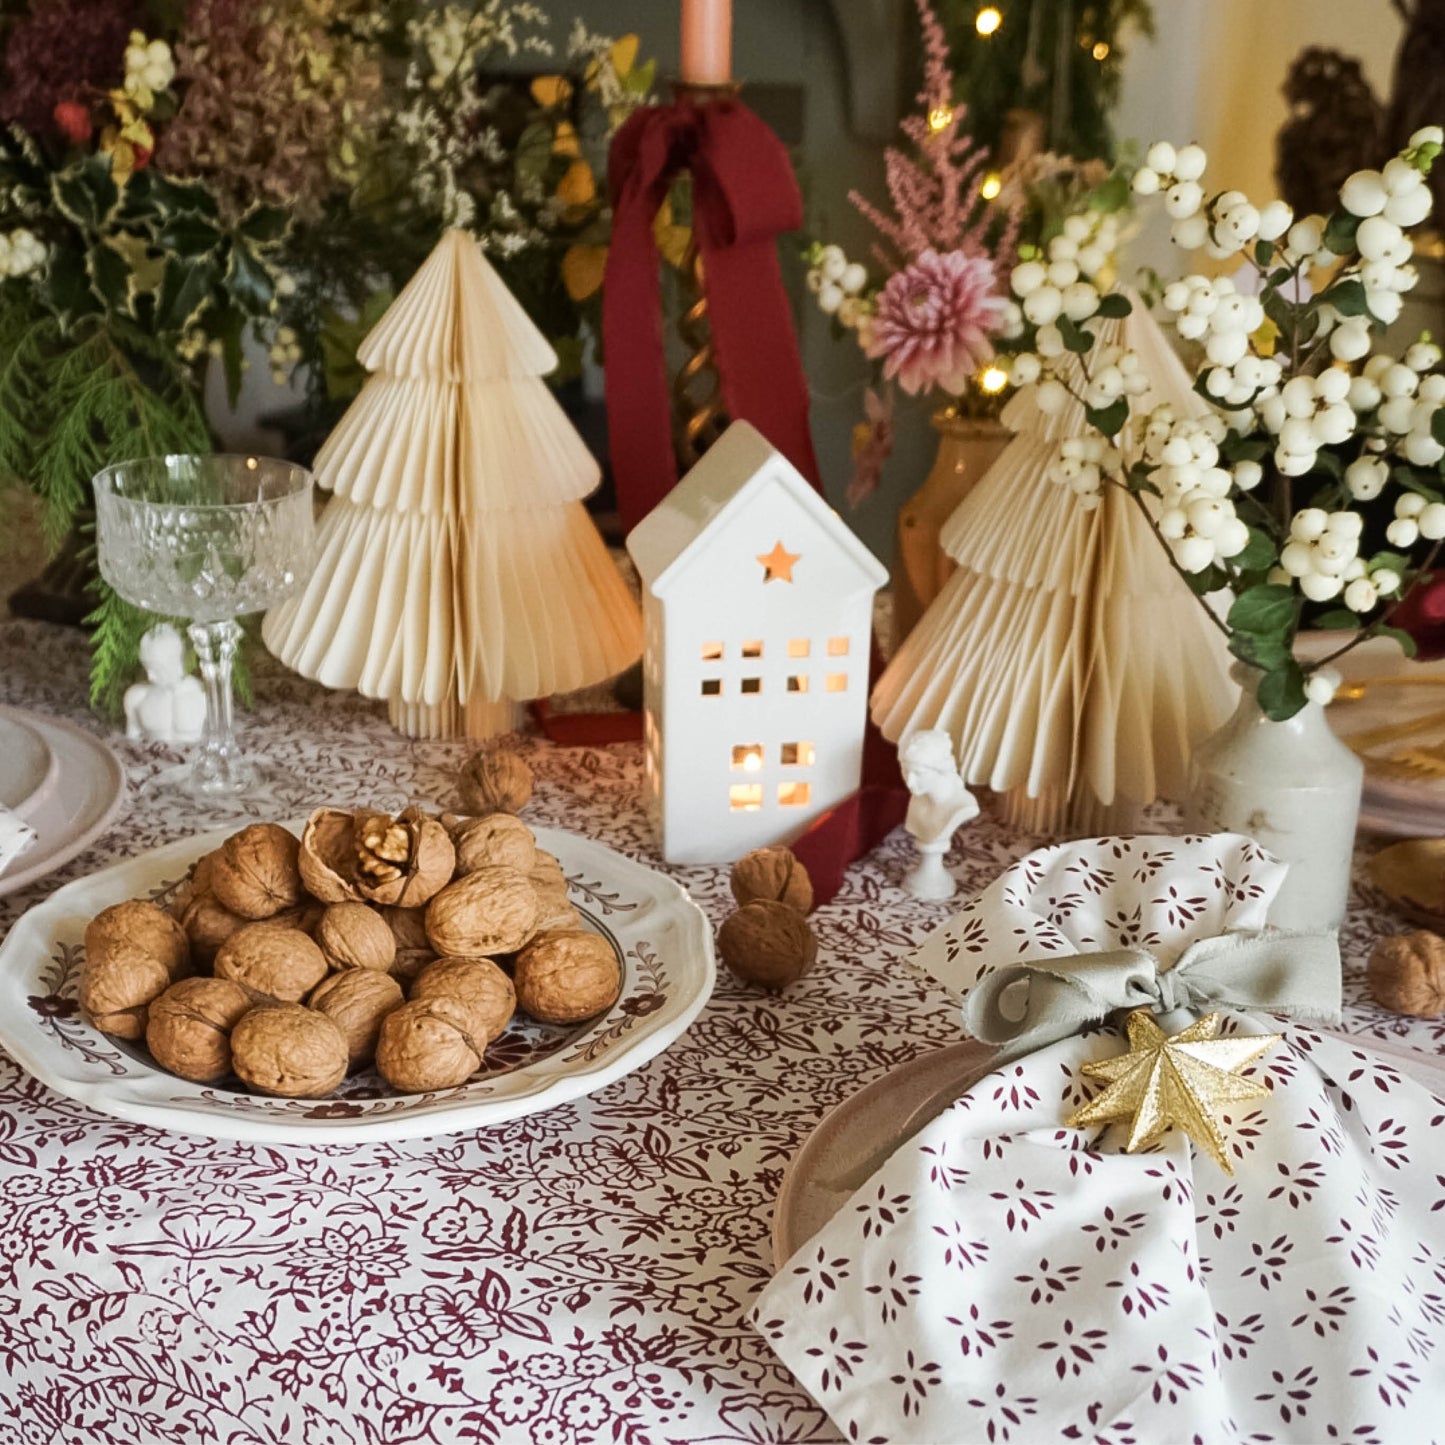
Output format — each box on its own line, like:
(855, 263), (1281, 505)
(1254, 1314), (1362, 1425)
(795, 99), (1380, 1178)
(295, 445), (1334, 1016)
(900, 729), (979, 900)
(124, 624), (207, 745)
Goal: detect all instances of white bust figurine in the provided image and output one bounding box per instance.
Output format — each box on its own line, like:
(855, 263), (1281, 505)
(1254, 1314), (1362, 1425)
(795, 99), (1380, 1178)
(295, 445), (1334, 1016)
(900, 729), (979, 901)
(123, 624), (207, 745)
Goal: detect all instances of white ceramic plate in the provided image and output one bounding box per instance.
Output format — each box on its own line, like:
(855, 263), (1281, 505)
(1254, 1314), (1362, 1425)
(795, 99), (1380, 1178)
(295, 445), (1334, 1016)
(0, 711), (55, 816)
(0, 823), (715, 1143)
(1311, 635), (1445, 837)
(0, 709), (126, 898)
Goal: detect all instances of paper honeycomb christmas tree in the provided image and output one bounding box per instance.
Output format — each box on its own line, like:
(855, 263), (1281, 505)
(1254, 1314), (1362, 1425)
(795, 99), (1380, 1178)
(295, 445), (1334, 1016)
(263, 230), (642, 739)
(871, 296), (1234, 834)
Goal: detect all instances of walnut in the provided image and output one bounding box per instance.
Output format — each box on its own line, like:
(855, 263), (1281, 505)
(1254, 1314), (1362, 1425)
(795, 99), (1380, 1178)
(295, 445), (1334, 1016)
(168, 851), (218, 921)
(375, 997), (485, 1092)
(718, 900), (817, 990)
(382, 905), (431, 953)
(392, 950), (438, 989)
(317, 902), (396, 973)
(527, 851), (576, 929)
(730, 846), (814, 914)
(214, 923), (330, 1003)
(146, 977), (254, 1082)
(353, 807), (456, 908)
(458, 746), (533, 816)
(410, 956), (516, 1044)
(298, 807), (365, 903)
(530, 851), (566, 893)
(426, 867), (540, 958)
(230, 1004), (348, 1098)
(514, 930), (621, 1024)
(308, 970), (405, 1069)
(1368, 932), (1445, 1017)
(454, 814), (537, 876)
(178, 890), (248, 965)
(80, 901), (192, 1038)
(210, 824), (304, 919)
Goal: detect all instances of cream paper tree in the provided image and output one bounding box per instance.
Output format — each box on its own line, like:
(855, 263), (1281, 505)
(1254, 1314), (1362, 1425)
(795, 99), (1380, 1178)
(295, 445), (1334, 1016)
(263, 230), (642, 739)
(871, 296), (1234, 834)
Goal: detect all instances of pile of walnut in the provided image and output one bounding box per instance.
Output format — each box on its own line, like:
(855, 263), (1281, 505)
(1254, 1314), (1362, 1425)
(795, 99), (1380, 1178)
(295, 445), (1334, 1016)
(717, 846), (818, 990)
(78, 762), (622, 1099)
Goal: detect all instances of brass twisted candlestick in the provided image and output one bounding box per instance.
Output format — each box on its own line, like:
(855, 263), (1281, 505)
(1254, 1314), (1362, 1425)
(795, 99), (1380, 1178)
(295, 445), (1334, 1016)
(670, 79), (741, 471)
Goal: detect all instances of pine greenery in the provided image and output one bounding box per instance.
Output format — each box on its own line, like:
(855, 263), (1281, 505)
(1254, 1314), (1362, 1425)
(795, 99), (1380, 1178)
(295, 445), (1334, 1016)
(0, 289), (213, 716)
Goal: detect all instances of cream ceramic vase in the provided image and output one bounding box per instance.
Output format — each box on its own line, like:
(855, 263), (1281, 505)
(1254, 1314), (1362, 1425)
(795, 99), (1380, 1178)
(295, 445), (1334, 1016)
(1183, 665), (1363, 931)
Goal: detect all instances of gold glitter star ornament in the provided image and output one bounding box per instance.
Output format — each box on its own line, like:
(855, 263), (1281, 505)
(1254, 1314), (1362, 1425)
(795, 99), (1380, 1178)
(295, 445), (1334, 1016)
(1066, 1010), (1279, 1175)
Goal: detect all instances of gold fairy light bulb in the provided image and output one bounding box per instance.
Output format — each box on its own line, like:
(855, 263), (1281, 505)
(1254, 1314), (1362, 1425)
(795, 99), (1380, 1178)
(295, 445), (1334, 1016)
(980, 171), (1003, 200)
(976, 6), (1003, 36)
(1092, 41), (1110, 60)
(928, 105), (955, 133)
(979, 366), (1009, 394)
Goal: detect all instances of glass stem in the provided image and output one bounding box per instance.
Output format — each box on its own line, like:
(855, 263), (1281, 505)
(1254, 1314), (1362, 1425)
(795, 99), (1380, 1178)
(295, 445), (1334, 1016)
(188, 619), (248, 794)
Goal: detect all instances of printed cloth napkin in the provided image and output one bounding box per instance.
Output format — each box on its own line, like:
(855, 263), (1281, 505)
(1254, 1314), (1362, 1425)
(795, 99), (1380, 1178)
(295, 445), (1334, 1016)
(756, 835), (1445, 1444)
(0, 805), (36, 877)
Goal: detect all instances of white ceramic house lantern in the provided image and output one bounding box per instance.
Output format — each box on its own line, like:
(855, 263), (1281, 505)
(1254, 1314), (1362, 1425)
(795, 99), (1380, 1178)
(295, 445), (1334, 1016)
(627, 421), (888, 864)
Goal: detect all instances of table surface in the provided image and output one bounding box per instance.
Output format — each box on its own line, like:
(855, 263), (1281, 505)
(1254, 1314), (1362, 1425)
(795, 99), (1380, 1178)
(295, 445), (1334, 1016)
(0, 617), (1438, 1445)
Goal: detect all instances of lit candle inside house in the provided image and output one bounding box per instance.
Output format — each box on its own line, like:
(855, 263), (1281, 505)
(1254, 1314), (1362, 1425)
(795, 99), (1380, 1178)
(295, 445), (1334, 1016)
(681, 0), (733, 86)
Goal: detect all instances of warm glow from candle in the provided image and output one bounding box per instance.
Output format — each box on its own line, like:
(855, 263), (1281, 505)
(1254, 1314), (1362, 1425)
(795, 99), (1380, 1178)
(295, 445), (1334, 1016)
(681, 0), (733, 85)
(927, 105), (955, 133)
(1092, 41), (1110, 60)
(980, 171), (1002, 200)
(979, 366), (1009, 394)
(975, 6), (1002, 36)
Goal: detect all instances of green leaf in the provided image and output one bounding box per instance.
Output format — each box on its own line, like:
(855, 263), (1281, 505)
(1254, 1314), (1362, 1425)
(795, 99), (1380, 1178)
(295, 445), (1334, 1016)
(515, 120), (556, 191)
(1231, 526), (1277, 572)
(86, 243), (132, 316)
(44, 246), (96, 328)
(50, 154), (119, 231)
(1376, 623), (1419, 658)
(1255, 238), (1276, 267)
(1313, 608), (1359, 631)
(1084, 399), (1128, 436)
(236, 205), (290, 247)
(156, 214), (222, 259)
(210, 303), (246, 410)
(1228, 582), (1297, 636)
(1369, 549), (1411, 573)
(1184, 563), (1227, 596)
(154, 256), (217, 334)
(1057, 316), (1093, 354)
(1257, 661), (1308, 720)
(628, 59), (657, 96)
(1094, 292), (1131, 319)
(1222, 433), (1269, 463)
(225, 242), (274, 314)
(1323, 278), (1369, 317)
(1323, 210), (1361, 256)
(1431, 408), (1445, 448)
(1230, 630), (1292, 672)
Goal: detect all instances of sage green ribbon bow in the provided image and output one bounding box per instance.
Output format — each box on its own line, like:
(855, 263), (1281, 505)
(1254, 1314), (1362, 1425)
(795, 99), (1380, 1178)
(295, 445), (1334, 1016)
(964, 929), (1342, 1063)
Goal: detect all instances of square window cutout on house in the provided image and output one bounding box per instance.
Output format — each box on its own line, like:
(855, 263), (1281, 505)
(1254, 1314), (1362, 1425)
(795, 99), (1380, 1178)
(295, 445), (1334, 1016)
(741, 677), (762, 694)
(788, 639), (810, 658)
(827, 637), (849, 656)
(729, 783), (763, 811)
(742, 640), (764, 658)
(826, 673), (848, 693)
(778, 782), (812, 807)
(701, 641), (724, 661)
(701, 678), (722, 697)
(781, 741), (815, 766)
(731, 744), (764, 772)
(787, 675), (809, 693)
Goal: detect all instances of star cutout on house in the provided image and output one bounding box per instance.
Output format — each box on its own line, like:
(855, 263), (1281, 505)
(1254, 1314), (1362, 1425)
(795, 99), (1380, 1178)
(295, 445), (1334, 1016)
(757, 541), (800, 584)
(1066, 1009), (1279, 1175)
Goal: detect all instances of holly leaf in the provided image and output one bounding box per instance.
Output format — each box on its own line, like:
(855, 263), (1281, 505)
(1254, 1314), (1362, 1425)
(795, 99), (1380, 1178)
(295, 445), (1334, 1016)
(236, 204), (290, 247)
(86, 241), (132, 316)
(50, 154), (119, 230)
(154, 254), (217, 334)
(1257, 661), (1308, 720)
(210, 302), (246, 409)
(225, 241), (274, 314)
(155, 213), (221, 259)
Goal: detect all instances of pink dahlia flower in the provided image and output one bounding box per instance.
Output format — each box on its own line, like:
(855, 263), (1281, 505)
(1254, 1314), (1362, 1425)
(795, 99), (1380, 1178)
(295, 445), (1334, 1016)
(866, 249), (1007, 397)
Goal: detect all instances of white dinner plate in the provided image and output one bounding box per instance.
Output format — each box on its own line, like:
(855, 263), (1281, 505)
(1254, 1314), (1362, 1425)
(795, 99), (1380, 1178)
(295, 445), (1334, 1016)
(0, 709), (126, 898)
(0, 822), (715, 1143)
(0, 711), (55, 817)
(1310, 635), (1445, 837)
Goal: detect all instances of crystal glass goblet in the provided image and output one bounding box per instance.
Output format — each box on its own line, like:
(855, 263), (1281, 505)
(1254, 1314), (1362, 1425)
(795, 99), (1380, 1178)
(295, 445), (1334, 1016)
(94, 455), (315, 807)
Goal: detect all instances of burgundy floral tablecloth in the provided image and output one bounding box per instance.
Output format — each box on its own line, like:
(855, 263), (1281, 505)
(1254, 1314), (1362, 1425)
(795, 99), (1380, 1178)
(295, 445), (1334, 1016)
(0, 618), (1438, 1445)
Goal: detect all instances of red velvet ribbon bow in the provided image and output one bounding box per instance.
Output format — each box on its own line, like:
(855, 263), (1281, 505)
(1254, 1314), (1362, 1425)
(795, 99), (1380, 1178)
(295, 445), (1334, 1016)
(603, 94), (821, 532)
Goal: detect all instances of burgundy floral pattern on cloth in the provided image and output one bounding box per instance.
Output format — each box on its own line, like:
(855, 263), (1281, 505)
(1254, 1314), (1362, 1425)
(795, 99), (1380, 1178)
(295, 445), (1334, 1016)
(0, 618), (1441, 1445)
(756, 834), (1445, 1444)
